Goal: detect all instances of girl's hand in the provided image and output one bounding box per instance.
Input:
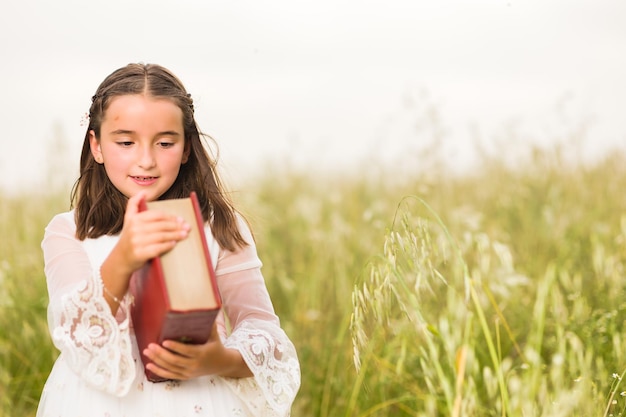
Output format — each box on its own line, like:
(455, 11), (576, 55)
(116, 192), (190, 275)
(142, 322), (252, 380)
(99, 192), (191, 312)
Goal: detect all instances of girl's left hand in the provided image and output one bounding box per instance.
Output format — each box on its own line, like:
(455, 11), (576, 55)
(142, 322), (252, 381)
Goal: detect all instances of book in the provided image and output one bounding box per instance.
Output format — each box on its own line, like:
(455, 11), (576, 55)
(129, 192), (222, 382)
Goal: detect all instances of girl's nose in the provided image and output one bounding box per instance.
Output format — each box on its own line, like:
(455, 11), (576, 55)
(137, 145), (156, 169)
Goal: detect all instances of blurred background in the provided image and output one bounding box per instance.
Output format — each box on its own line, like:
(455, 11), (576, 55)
(0, 0), (625, 194)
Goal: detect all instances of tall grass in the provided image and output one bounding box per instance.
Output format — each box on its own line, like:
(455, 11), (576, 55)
(0, 193), (66, 416)
(348, 149), (626, 416)
(2, 143), (626, 416)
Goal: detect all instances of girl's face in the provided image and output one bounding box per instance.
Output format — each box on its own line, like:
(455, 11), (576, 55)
(89, 95), (189, 202)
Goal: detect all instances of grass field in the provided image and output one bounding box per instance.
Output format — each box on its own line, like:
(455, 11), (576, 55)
(2, 143), (626, 416)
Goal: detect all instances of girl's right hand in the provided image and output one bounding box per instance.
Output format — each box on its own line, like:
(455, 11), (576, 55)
(115, 192), (190, 275)
(100, 192), (189, 312)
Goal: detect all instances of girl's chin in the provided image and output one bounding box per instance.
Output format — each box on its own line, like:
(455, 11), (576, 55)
(125, 190), (160, 202)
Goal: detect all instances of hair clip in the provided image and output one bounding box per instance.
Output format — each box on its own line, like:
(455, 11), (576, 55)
(185, 93), (195, 113)
(80, 112), (90, 127)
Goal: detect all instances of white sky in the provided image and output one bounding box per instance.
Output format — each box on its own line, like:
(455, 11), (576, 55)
(1, 0), (625, 194)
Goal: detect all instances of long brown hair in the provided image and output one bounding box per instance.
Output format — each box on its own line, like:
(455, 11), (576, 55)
(71, 63), (247, 251)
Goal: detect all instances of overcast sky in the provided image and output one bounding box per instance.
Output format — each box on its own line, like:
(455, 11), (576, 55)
(1, 0), (625, 194)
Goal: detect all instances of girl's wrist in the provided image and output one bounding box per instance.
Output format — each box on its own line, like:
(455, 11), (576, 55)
(100, 251), (132, 303)
(219, 348), (252, 378)
(108, 244), (139, 277)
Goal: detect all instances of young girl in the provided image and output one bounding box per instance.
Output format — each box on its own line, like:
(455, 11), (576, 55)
(37, 63), (300, 417)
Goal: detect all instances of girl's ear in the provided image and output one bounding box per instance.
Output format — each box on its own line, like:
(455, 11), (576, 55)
(182, 143), (190, 164)
(89, 130), (104, 164)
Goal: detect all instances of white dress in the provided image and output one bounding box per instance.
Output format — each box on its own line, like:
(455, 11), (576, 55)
(36, 211), (300, 417)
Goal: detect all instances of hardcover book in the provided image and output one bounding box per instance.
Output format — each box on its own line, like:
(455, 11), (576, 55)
(129, 192), (221, 382)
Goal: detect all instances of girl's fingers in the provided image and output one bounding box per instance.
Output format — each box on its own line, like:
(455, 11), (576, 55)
(125, 193), (188, 237)
(128, 213), (190, 243)
(135, 241), (175, 261)
(144, 344), (191, 378)
(135, 220), (190, 249)
(121, 196), (191, 265)
(134, 211), (190, 234)
(124, 191), (147, 219)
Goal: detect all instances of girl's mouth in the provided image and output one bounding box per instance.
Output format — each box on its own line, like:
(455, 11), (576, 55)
(131, 176), (158, 185)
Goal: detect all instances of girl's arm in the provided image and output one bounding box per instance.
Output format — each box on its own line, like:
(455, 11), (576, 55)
(211, 216), (301, 413)
(42, 212), (136, 396)
(42, 194), (191, 396)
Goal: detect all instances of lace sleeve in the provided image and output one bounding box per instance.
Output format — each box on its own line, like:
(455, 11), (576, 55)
(42, 213), (136, 396)
(51, 274), (135, 396)
(214, 216), (300, 416)
(224, 320), (301, 417)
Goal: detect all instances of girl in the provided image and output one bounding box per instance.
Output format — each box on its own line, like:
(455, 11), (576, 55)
(37, 63), (300, 417)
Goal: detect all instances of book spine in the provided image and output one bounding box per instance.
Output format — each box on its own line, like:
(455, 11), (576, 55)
(159, 309), (220, 345)
(145, 309), (220, 383)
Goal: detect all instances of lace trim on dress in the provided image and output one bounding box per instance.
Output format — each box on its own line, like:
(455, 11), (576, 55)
(224, 320), (301, 417)
(51, 271), (135, 396)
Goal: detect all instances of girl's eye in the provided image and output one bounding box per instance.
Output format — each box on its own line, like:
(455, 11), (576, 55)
(117, 141), (134, 147)
(158, 141), (175, 148)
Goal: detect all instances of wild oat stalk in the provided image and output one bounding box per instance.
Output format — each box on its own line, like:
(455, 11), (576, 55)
(350, 209), (455, 414)
(350, 195), (519, 416)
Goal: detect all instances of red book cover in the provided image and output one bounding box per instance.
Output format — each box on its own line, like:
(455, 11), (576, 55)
(129, 192), (222, 382)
